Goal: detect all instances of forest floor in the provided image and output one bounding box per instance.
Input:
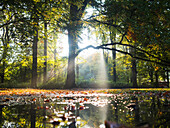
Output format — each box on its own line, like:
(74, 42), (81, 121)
(0, 88), (169, 97)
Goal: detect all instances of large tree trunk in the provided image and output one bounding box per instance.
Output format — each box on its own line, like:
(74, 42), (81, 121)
(66, 28), (77, 88)
(43, 22), (47, 83)
(31, 7), (39, 88)
(65, 0), (88, 88)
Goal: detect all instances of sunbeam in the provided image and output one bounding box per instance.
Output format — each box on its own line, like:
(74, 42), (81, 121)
(96, 50), (108, 88)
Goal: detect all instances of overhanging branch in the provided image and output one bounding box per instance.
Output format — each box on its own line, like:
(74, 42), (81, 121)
(76, 44), (170, 66)
(100, 43), (169, 64)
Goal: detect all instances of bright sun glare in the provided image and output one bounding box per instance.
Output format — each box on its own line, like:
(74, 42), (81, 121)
(58, 29), (99, 58)
(58, 7), (99, 58)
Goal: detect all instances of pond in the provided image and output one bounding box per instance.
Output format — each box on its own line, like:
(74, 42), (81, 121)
(0, 89), (169, 128)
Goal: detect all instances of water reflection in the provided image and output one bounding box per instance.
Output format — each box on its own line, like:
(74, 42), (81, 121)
(0, 91), (169, 128)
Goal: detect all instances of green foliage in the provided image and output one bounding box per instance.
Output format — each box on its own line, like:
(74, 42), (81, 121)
(0, 82), (30, 88)
(40, 79), (64, 89)
(104, 0), (170, 65)
(0, 0), (169, 88)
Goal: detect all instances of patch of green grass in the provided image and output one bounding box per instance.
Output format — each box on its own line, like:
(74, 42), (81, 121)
(0, 82), (30, 88)
(40, 80), (64, 89)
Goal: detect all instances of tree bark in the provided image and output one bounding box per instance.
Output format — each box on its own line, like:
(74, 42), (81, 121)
(155, 70), (159, 88)
(0, 26), (9, 83)
(31, 7), (38, 88)
(23, 67), (27, 82)
(112, 46), (116, 82)
(131, 57), (137, 87)
(65, 0), (89, 88)
(149, 65), (154, 85)
(66, 27), (77, 88)
(1, 62), (5, 83)
(125, 47), (130, 83)
(149, 70), (154, 83)
(76, 63), (79, 81)
(166, 69), (169, 88)
(54, 36), (57, 78)
(130, 47), (138, 87)
(43, 22), (47, 83)
(31, 28), (38, 88)
(110, 27), (117, 82)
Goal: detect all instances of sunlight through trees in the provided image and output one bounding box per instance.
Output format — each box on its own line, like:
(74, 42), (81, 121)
(0, 0), (169, 88)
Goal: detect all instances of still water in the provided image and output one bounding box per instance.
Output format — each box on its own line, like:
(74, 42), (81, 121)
(0, 90), (169, 128)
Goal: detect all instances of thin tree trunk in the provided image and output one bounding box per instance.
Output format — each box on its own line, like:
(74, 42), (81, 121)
(166, 69), (169, 88)
(126, 66), (129, 83)
(23, 67), (27, 82)
(130, 47), (138, 87)
(104, 50), (109, 80)
(38, 69), (42, 84)
(31, 8), (38, 88)
(20, 65), (23, 82)
(155, 70), (159, 87)
(106, 51), (109, 64)
(43, 22), (47, 83)
(112, 47), (116, 82)
(110, 28), (116, 82)
(1, 62), (5, 83)
(149, 70), (154, 83)
(31, 29), (38, 88)
(131, 57), (137, 87)
(0, 26), (9, 83)
(76, 63), (79, 81)
(54, 36), (57, 78)
(126, 47), (129, 83)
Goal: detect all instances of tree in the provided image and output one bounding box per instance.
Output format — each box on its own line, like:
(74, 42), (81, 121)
(0, 0), (33, 84)
(82, 0), (170, 87)
(0, 26), (9, 83)
(31, 3), (39, 88)
(43, 20), (47, 83)
(65, 0), (89, 88)
(110, 27), (117, 82)
(0, 0), (169, 88)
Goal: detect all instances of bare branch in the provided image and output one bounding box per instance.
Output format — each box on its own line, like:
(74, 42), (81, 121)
(76, 44), (170, 66)
(100, 43), (170, 64)
(119, 31), (127, 43)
